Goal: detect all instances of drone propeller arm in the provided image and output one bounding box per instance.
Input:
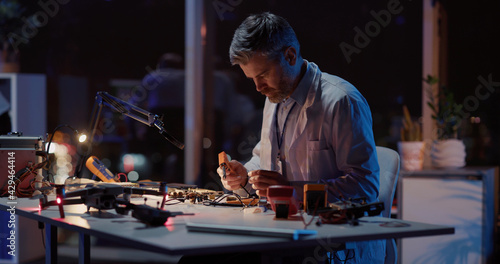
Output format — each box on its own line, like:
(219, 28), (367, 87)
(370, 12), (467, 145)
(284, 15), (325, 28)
(44, 198), (85, 207)
(63, 188), (95, 198)
(124, 187), (163, 196)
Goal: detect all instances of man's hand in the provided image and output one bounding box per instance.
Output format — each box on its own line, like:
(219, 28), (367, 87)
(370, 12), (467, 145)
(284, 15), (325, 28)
(248, 170), (288, 197)
(217, 160), (248, 191)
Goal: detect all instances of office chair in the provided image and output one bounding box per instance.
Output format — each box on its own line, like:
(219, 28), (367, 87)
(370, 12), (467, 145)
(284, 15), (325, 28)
(327, 147), (401, 263)
(376, 146), (401, 264)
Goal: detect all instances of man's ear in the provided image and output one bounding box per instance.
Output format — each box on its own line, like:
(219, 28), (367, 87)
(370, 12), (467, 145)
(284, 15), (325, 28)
(284, 46), (297, 66)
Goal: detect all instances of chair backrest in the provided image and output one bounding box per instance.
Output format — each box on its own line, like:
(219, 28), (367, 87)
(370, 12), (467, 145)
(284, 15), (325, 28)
(376, 146), (400, 218)
(376, 146), (400, 264)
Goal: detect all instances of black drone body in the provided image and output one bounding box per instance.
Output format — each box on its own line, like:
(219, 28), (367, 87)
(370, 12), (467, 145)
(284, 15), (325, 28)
(36, 182), (191, 226)
(128, 203), (191, 227)
(79, 184), (124, 212)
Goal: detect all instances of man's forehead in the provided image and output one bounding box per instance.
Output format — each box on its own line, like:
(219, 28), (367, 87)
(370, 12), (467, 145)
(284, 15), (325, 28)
(239, 53), (274, 77)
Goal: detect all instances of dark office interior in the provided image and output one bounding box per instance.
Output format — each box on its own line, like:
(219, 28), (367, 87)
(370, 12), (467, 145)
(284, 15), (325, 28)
(1, 0), (499, 263)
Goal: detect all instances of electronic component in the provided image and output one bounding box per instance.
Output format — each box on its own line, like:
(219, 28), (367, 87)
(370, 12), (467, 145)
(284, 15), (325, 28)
(267, 185), (298, 219)
(164, 186), (223, 204)
(0, 136), (45, 197)
(304, 184), (327, 214)
(86, 156), (118, 183)
(225, 197), (259, 206)
(318, 198), (385, 225)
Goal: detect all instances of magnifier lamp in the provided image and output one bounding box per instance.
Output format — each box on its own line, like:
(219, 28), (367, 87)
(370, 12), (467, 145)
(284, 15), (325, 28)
(46, 124), (88, 155)
(74, 91), (184, 178)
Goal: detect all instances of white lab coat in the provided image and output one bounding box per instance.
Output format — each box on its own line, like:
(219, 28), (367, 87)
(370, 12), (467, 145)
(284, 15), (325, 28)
(243, 61), (385, 263)
(244, 61), (380, 203)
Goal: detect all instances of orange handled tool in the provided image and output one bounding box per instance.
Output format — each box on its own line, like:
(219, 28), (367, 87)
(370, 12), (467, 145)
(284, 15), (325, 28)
(218, 151), (231, 179)
(86, 156), (118, 183)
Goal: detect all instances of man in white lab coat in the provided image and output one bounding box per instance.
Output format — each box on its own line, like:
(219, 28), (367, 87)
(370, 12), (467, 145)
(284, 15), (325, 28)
(218, 12), (385, 263)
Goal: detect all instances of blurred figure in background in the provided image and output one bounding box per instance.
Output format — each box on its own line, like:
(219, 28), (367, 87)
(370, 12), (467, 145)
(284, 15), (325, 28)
(140, 53), (186, 183)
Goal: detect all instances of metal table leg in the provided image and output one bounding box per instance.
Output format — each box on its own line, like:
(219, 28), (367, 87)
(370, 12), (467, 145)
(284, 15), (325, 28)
(45, 223), (57, 264)
(79, 233), (90, 264)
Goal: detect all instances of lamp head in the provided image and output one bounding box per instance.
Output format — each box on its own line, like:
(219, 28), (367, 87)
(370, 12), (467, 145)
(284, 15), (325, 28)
(76, 131), (87, 143)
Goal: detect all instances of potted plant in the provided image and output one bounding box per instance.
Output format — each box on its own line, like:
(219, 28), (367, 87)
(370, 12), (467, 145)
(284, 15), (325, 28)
(398, 105), (425, 171)
(424, 75), (466, 168)
(0, 0), (24, 72)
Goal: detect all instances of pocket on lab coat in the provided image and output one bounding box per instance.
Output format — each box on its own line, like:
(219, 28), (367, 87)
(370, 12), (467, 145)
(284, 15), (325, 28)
(305, 140), (334, 181)
(307, 139), (328, 150)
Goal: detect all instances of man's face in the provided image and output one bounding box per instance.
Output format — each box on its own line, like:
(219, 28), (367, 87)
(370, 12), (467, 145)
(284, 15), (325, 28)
(239, 53), (294, 103)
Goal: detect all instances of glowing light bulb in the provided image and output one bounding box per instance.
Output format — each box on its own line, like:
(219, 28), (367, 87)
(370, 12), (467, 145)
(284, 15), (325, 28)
(78, 133), (87, 143)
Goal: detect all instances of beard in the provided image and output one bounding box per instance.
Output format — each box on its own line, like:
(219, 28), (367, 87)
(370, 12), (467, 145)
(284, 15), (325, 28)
(266, 65), (295, 103)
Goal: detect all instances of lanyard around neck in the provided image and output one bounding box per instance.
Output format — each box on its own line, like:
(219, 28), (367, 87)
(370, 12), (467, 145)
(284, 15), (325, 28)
(275, 102), (297, 153)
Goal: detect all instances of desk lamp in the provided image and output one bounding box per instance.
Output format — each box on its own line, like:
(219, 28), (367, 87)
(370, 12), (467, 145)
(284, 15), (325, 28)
(45, 124), (88, 184)
(46, 124), (87, 155)
(75, 91), (184, 178)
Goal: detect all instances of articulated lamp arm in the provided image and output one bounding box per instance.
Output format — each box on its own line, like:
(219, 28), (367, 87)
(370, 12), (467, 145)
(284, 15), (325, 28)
(89, 91), (184, 150)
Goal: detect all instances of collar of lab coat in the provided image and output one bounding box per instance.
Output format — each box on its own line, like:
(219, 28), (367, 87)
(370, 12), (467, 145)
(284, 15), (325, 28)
(259, 61), (322, 170)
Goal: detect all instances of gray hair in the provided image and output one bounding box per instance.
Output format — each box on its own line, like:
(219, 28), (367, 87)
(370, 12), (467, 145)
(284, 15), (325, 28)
(229, 12), (300, 65)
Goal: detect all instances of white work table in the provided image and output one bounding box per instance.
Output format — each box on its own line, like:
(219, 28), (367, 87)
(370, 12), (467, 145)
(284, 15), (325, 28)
(0, 194), (454, 264)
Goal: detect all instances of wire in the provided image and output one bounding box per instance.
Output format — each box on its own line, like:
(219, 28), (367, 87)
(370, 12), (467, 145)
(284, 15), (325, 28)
(117, 173), (128, 182)
(333, 249), (355, 264)
(202, 193), (251, 207)
(39, 223), (46, 250)
(16, 159), (49, 197)
(214, 193), (229, 203)
(320, 179), (345, 201)
(1, 156), (49, 197)
(46, 124), (78, 158)
(30, 178), (51, 192)
(232, 192), (258, 207)
(239, 181), (256, 198)
(327, 251), (334, 264)
(164, 199), (183, 205)
(318, 208), (348, 225)
(232, 192), (245, 205)
(300, 198), (321, 229)
(203, 194), (229, 206)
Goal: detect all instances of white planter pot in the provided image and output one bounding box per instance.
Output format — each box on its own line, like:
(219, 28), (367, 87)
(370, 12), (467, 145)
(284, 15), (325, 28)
(397, 141), (426, 171)
(430, 139), (466, 168)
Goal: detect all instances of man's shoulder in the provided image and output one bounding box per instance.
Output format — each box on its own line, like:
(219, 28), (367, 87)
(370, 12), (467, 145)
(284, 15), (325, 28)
(320, 73), (355, 90)
(318, 73), (361, 100)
